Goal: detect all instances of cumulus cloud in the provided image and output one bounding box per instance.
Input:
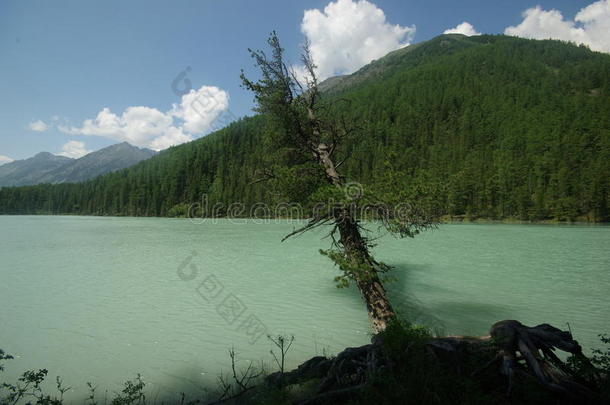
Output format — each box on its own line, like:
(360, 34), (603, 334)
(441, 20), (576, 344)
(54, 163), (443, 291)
(28, 120), (48, 132)
(443, 22), (480, 36)
(300, 0), (416, 80)
(505, 0), (610, 53)
(170, 86), (229, 134)
(57, 141), (91, 159)
(60, 86), (230, 151)
(0, 155), (14, 166)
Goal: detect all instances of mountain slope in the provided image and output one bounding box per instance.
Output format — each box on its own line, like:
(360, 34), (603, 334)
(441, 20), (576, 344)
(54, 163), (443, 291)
(0, 143), (155, 187)
(318, 33), (481, 93)
(0, 153), (74, 187)
(38, 142), (156, 184)
(1, 34), (608, 221)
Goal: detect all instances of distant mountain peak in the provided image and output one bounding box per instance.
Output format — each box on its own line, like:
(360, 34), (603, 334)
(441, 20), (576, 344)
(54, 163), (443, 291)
(32, 151), (71, 160)
(0, 142), (156, 187)
(102, 142), (154, 153)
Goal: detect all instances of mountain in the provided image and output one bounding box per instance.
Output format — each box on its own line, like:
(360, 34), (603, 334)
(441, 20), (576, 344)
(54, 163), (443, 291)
(0, 142), (156, 187)
(0, 152), (74, 187)
(0, 34), (608, 221)
(37, 142), (156, 184)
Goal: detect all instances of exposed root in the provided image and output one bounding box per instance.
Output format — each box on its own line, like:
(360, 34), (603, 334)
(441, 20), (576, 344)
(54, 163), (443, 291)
(490, 320), (597, 400)
(261, 320), (603, 404)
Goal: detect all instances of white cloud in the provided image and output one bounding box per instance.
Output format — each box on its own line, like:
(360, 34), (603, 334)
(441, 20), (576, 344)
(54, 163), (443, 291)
(0, 155), (14, 166)
(443, 22), (480, 36)
(28, 120), (48, 132)
(170, 86), (229, 134)
(300, 0), (416, 80)
(149, 126), (192, 151)
(505, 0), (610, 53)
(58, 141), (91, 159)
(60, 86), (230, 151)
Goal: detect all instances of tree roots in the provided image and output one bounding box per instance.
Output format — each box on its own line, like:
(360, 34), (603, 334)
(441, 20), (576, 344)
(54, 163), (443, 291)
(260, 320), (604, 404)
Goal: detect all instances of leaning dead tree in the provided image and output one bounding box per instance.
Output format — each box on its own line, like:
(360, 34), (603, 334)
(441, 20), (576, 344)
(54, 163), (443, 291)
(241, 32), (438, 333)
(234, 31), (604, 405)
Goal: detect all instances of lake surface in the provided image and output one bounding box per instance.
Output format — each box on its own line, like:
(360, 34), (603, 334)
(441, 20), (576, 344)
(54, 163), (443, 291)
(1, 216), (609, 402)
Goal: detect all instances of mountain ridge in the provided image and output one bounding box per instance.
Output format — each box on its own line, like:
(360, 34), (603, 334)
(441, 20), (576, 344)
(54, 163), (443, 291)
(318, 33), (478, 93)
(0, 153), (73, 187)
(0, 142), (155, 187)
(37, 142), (156, 184)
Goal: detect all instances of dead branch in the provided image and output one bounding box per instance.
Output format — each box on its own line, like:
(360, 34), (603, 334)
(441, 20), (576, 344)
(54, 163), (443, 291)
(281, 215), (332, 242)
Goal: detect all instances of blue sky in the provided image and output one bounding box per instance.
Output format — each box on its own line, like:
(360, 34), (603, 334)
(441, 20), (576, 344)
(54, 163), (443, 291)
(0, 0), (605, 162)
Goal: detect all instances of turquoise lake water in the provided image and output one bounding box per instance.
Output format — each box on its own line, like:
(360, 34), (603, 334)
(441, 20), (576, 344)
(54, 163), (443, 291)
(1, 216), (609, 402)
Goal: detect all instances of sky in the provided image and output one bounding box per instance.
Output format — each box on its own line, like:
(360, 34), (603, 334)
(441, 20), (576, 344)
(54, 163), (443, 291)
(0, 0), (608, 163)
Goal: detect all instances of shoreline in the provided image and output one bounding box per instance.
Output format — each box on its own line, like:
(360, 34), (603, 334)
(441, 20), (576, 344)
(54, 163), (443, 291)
(1, 213), (609, 225)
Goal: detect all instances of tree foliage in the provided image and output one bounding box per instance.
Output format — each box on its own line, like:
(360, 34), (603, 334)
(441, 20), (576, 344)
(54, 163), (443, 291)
(0, 35), (608, 222)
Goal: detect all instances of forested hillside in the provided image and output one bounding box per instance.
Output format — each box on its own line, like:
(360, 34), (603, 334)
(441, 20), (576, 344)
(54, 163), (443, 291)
(1, 34), (608, 221)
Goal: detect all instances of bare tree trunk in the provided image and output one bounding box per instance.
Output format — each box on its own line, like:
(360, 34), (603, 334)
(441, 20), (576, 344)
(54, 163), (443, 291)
(355, 277), (395, 334)
(316, 143), (396, 333)
(336, 212), (396, 333)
